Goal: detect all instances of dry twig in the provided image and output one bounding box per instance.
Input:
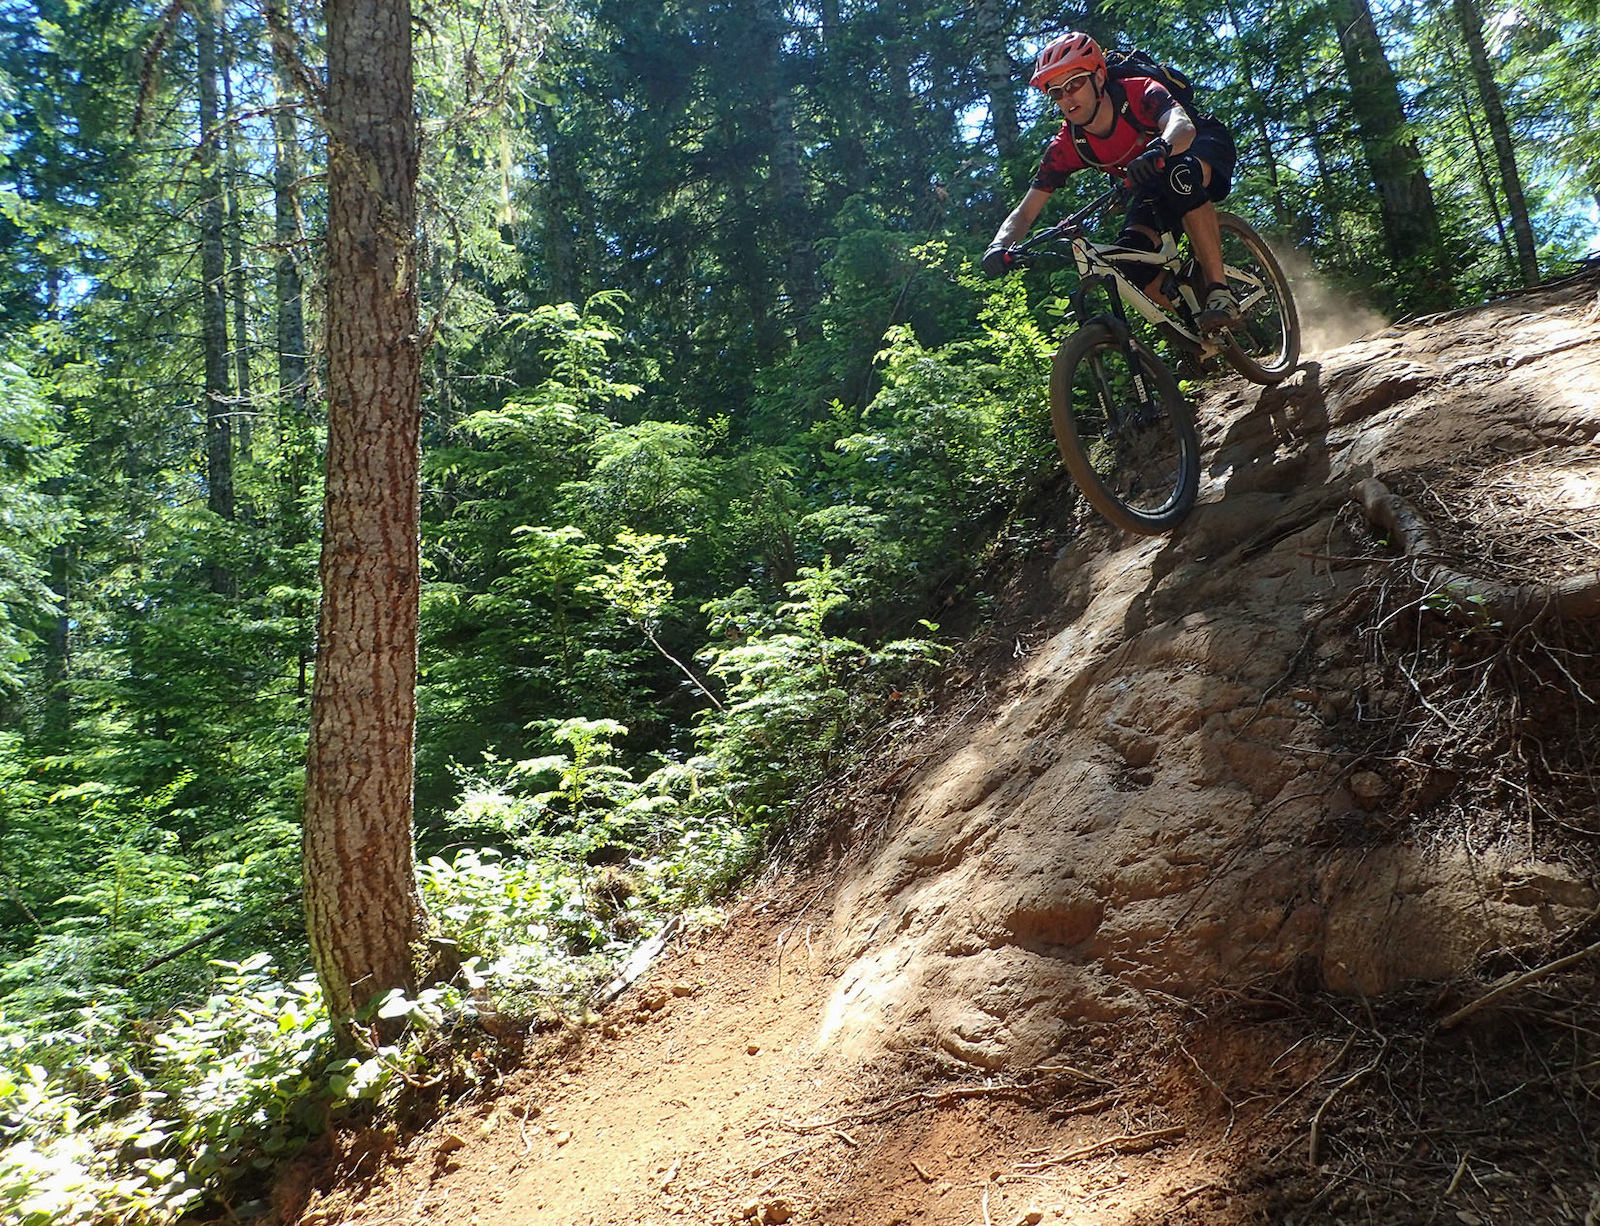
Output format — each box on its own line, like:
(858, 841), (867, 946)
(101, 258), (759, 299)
(778, 1077), (1071, 1135)
(1308, 1040), (1389, 1165)
(1438, 937), (1600, 1031)
(1013, 1125), (1187, 1172)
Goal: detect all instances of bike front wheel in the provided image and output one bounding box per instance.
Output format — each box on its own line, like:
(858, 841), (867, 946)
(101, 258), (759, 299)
(1050, 322), (1200, 535)
(1216, 212), (1301, 385)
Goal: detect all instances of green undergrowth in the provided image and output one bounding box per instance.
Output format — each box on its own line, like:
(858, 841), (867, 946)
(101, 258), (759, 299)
(0, 563), (948, 1223)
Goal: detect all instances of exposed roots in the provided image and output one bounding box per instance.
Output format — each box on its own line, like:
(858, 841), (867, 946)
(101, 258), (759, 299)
(1355, 477), (1600, 630)
(1328, 470), (1600, 866)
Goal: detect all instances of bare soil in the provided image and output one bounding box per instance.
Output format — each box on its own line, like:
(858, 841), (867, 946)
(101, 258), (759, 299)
(273, 270), (1600, 1226)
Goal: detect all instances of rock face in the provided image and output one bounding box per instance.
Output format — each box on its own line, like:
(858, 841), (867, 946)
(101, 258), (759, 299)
(819, 275), (1600, 1070)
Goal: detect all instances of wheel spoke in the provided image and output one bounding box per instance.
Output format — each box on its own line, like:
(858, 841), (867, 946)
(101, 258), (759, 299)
(1215, 214), (1301, 384)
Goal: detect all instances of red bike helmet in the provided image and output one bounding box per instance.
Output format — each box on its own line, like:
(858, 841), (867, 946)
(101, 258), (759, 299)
(1030, 31), (1106, 91)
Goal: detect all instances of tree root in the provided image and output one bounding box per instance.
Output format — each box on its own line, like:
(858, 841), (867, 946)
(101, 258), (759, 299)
(1354, 478), (1600, 629)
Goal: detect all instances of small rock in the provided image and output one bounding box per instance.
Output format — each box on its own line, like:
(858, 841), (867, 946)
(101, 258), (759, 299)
(746, 1043), (761, 1055)
(554, 1131), (573, 1147)
(640, 987), (670, 1011)
(1350, 770), (1388, 807)
(601, 1023), (621, 1038)
(671, 980), (699, 997)
(1019, 1212), (1044, 1226)
(762, 1199), (794, 1224)
(740, 1199), (761, 1220)
(437, 1132), (468, 1155)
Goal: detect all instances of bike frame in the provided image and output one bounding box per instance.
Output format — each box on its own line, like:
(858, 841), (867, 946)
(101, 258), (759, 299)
(1014, 185), (1226, 362)
(1012, 188), (1179, 429)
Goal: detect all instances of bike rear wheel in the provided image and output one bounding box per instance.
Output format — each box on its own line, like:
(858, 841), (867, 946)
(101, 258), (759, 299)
(1050, 322), (1199, 534)
(1216, 213), (1301, 385)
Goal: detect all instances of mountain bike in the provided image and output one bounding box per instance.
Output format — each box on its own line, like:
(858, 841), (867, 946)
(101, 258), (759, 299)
(1004, 185), (1301, 534)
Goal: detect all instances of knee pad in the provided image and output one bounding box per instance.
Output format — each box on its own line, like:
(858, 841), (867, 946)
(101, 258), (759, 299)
(1157, 153), (1210, 217)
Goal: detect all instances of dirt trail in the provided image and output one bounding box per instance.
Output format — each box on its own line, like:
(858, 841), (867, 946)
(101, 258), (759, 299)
(283, 272), (1600, 1226)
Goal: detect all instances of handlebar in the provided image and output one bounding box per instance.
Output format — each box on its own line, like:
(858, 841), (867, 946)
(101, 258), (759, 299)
(1008, 185), (1124, 263)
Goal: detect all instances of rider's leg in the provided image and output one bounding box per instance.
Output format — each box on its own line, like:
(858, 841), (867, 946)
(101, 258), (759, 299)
(1160, 157), (1241, 330)
(1182, 198), (1226, 291)
(1167, 124), (1242, 330)
(1112, 223), (1169, 306)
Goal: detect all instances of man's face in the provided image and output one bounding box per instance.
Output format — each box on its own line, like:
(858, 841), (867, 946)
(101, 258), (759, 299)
(1046, 70), (1099, 123)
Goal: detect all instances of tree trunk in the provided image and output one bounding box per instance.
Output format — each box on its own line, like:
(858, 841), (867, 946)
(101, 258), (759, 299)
(816, 0), (867, 191)
(196, 0), (236, 583)
(1451, 0), (1538, 286)
(538, 104), (580, 304)
(1219, 0), (1286, 231)
(1329, 0), (1450, 301)
(883, 0), (927, 198)
(972, 0), (1020, 166)
(42, 270), (71, 740)
(269, 23), (312, 530)
(759, 9), (821, 345)
(1443, 34), (1514, 279)
(303, 0), (426, 1036)
(1295, 60), (1346, 254)
(728, 179), (775, 365)
(221, 27), (254, 461)
(274, 93), (311, 504)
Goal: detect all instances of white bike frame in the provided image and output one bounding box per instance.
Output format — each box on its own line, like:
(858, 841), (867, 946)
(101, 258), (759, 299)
(1068, 232), (1227, 358)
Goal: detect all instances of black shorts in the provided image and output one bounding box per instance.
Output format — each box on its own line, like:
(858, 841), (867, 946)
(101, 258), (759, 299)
(1124, 117), (1237, 237)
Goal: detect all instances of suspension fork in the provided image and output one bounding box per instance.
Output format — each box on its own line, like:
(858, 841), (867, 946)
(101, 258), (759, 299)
(1070, 274), (1159, 429)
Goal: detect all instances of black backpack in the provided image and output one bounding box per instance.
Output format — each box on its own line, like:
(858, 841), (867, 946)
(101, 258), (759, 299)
(1068, 46), (1208, 172)
(1102, 47), (1201, 117)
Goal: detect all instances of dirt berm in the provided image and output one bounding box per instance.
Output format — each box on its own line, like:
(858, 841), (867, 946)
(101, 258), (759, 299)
(285, 272), (1600, 1226)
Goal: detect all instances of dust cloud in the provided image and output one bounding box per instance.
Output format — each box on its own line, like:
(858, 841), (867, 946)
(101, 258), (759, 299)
(1279, 248), (1390, 356)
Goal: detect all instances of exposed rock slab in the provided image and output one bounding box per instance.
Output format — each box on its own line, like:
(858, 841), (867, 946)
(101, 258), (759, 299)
(819, 275), (1600, 1070)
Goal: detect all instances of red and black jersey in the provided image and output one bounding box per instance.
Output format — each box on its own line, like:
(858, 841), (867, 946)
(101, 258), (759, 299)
(1031, 77), (1176, 190)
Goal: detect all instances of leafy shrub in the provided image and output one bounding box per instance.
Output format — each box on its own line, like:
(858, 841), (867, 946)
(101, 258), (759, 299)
(424, 714), (755, 1010)
(0, 955), (475, 1225)
(695, 560), (947, 818)
(0, 957), (329, 1223)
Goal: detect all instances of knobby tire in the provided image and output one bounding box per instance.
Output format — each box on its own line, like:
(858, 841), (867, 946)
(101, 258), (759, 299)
(1050, 322), (1199, 535)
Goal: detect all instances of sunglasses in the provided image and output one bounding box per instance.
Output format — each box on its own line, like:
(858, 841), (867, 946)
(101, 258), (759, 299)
(1046, 73), (1094, 102)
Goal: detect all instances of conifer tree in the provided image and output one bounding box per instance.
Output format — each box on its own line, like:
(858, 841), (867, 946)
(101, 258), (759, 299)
(301, 0), (427, 1034)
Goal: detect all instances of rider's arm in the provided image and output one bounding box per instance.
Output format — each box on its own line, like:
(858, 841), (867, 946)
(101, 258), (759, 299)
(990, 187), (1054, 249)
(1159, 105), (1197, 155)
(1129, 81), (1196, 158)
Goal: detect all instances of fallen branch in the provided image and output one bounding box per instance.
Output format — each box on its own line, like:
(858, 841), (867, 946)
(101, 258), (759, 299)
(589, 915), (683, 1008)
(136, 891), (303, 976)
(1354, 478), (1600, 630)
(779, 1081), (1042, 1135)
(1438, 936), (1600, 1031)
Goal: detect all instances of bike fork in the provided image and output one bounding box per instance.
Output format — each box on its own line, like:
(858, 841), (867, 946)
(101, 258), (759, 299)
(1075, 278), (1162, 430)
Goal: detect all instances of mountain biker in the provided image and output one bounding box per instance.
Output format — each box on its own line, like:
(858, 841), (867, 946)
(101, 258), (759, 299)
(982, 31), (1241, 334)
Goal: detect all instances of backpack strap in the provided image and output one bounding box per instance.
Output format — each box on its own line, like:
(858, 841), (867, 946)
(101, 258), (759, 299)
(1069, 78), (1155, 172)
